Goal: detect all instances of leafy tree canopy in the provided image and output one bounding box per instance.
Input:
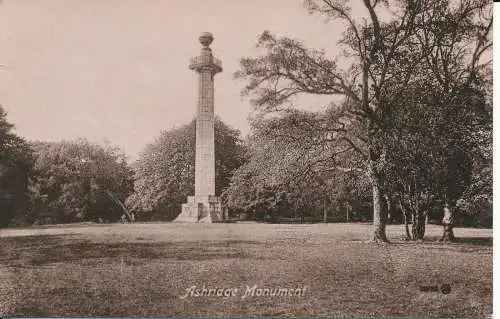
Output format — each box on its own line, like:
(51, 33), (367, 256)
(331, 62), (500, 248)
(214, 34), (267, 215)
(29, 139), (133, 224)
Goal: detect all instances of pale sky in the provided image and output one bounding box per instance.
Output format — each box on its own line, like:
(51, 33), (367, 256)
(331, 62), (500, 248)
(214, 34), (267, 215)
(0, 0), (356, 161)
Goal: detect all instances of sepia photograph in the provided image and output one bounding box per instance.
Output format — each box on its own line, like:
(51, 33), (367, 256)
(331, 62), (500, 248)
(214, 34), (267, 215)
(0, 0), (493, 318)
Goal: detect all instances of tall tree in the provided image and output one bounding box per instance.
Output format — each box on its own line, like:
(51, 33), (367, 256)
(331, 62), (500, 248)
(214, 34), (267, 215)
(127, 118), (246, 220)
(0, 106), (33, 227)
(382, 82), (484, 240)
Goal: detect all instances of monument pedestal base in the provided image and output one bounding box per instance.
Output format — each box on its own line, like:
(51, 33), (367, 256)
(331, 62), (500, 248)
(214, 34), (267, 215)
(173, 195), (225, 223)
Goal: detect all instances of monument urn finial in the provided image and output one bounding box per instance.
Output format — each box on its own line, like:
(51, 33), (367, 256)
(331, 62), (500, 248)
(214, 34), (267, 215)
(199, 32), (214, 47)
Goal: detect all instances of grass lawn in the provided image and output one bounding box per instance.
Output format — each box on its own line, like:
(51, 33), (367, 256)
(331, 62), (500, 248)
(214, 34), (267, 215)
(0, 223), (492, 318)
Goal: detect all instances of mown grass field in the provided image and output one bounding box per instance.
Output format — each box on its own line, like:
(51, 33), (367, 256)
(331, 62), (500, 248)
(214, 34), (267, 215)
(0, 223), (492, 318)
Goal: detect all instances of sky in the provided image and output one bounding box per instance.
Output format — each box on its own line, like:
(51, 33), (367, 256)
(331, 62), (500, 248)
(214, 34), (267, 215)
(0, 0), (359, 161)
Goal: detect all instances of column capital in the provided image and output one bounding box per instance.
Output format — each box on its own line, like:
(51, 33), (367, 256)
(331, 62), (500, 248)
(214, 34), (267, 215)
(189, 55), (222, 74)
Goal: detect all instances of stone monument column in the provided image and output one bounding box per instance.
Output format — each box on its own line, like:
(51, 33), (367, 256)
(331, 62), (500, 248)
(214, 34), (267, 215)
(174, 32), (224, 223)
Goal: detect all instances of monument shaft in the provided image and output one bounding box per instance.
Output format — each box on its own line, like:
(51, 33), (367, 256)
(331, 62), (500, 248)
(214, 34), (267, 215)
(195, 69), (215, 197)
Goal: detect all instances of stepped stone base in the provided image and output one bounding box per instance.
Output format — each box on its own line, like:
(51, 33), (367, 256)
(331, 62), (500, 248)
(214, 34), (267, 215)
(173, 195), (226, 223)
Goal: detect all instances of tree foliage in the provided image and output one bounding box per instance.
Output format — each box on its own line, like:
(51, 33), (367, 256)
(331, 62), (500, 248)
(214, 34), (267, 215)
(29, 139), (133, 224)
(0, 106), (33, 227)
(224, 109), (369, 222)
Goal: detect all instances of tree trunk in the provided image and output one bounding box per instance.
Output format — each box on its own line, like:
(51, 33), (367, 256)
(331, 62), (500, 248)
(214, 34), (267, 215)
(412, 210), (425, 240)
(370, 164), (389, 243)
(385, 194), (393, 225)
(105, 189), (133, 222)
(400, 199), (411, 240)
(404, 213), (411, 240)
(410, 209), (418, 240)
(420, 210), (428, 238)
(418, 216), (425, 239)
(346, 202), (350, 223)
(409, 199), (422, 240)
(323, 198), (327, 223)
(440, 204), (455, 242)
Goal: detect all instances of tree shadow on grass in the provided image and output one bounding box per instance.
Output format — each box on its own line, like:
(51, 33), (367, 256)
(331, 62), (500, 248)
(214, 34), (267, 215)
(383, 236), (493, 256)
(453, 236), (492, 246)
(421, 236), (493, 247)
(0, 234), (254, 268)
(0, 234), (80, 247)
